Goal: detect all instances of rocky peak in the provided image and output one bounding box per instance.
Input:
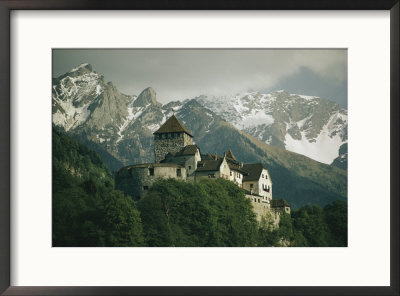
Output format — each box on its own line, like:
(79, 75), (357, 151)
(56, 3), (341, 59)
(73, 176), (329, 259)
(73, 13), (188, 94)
(57, 63), (95, 80)
(133, 87), (160, 107)
(70, 63), (93, 73)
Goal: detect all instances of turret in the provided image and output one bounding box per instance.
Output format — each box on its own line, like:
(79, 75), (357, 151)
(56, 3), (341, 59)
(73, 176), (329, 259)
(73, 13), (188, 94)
(153, 115), (193, 162)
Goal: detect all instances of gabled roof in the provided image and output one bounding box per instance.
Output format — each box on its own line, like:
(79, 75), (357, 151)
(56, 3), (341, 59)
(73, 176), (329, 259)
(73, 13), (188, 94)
(161, 145), (200, 166)
(201, 153), (222, 161)
(161, 157), (187, 167)
(270, 199), (290, 208)
(118, 162), (184, 172)
(242, 163), (265, 182)
(196, 159), (223, 172)
(153, 115), (193, 137)
(225, 149), (236, 161)
(178, 145), (199, 156)
(227, 162), (248, 175)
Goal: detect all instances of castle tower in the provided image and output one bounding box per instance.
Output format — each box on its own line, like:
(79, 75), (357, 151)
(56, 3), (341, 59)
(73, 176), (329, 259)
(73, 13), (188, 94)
(153, 115), (193, 163)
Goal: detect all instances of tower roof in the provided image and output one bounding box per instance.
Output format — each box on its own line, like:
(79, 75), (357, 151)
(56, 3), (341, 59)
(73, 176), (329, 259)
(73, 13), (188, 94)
(153, 115), (193, 137)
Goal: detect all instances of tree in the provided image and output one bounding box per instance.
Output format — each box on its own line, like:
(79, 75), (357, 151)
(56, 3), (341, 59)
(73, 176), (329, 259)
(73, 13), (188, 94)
(138, 178), (259, 247)
(324, 200), (348, 246)
(103, 190), (144, 247)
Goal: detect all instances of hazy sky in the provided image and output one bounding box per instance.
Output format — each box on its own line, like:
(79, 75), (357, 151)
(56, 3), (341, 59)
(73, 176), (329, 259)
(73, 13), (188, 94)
(53, 49), (347, 108)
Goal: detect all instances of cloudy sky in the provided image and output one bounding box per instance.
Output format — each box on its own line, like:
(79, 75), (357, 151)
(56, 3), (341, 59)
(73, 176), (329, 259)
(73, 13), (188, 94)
(53, 49), (347, 108)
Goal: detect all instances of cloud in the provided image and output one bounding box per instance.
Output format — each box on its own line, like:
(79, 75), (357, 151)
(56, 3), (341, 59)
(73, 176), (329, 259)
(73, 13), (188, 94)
(53, 49), (347, 104)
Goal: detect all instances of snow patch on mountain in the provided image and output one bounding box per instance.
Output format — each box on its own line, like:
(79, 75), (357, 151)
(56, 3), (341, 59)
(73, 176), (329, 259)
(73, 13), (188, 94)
(285, 113), (347, 164)
(96, 85), (102, 96)
(70, 63), (89, 72)
(196, 91), (347, 165)
(237, 110), (274, 129)
(52, 97), (92, 131)
(294, 94), (318, 100)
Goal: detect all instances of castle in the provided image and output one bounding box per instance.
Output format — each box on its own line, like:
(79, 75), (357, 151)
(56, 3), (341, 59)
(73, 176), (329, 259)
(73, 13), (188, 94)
(115, 115), (290, 224)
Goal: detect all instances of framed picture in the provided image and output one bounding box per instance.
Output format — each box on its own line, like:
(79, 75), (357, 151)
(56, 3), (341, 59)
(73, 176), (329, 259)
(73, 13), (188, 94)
(1, 1), (398, 295)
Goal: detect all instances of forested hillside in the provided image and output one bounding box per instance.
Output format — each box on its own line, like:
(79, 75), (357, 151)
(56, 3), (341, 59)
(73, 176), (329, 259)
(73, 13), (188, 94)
(52, 128), (144, 246)
(52, 129), (347, 247)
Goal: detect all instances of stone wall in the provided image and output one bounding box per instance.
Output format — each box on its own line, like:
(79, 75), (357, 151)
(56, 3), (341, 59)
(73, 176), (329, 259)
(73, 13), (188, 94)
(195, 170), (220, 181)
(183, 133), (193, 146)
(245, 194), (283, 228)
(115, 165), (186, 200)
(246, 194), (270, 222)
(154, 132), (193, 162)
(243, 169), (272, 201)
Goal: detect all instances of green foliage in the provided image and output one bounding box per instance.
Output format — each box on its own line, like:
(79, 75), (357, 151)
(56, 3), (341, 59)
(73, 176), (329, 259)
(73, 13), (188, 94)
(138, 178), (259, 247)
(289, 201), (348, 247)
(292, 205), (330, 246)
(52, 128), (347, 247)
(324, 200), (348, 246)
(52, 129), (144, 247)
(257, 201), (348, 247)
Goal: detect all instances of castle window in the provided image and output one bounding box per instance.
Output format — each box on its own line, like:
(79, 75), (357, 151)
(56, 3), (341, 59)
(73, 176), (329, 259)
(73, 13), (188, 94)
(177, 168), (181, 177)
(188, 165), (192, 170)
(230, 171), (232, 176)
(149, 168), (154, 176)
(250, 184), (254, 189)
(262, 174), (264, 178)
(258, 199), (260, 203)
(143, 186), (149, 190)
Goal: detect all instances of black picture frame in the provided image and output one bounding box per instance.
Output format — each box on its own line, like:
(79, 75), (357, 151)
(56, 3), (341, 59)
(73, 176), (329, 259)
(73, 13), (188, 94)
(1, 1), (399, 295)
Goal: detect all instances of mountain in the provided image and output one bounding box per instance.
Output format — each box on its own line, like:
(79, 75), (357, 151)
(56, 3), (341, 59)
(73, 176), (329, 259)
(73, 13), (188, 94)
(195, 91), (348, 166)
(52, 64), (347, 208)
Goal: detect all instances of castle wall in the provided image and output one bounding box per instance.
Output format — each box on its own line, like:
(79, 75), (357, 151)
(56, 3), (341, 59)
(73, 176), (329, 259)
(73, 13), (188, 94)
(245, 194), (275, 224)
(164, 151), (199, 178)
(195, 170), (221, 181)
(243, 169), (272, 202)
(258, 169), (272, 200)
(230, 169), (244, 187)
(219, 158), (230, 180)
(154, 132), (193, 163)
(115, 165), (186, 200)
(183, 133), (193, 146)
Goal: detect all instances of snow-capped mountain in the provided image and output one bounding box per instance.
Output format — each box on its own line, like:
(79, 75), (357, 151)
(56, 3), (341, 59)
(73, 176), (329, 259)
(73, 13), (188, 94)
(52, 63), (347, 169)
(53, 64), (198, 166)
(195, 91), (348, 165)
(52, 64), (347, 207)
